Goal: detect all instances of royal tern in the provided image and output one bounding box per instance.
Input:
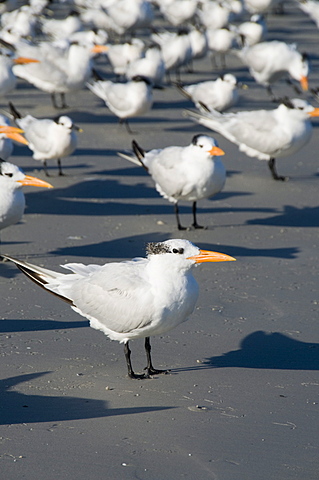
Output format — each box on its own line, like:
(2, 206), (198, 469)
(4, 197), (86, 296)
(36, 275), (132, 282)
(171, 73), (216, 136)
(152, 29), (192, 80)
(106, 39), (144, 77)
(236, 41), (309, 97)
(159, 0), (198, 26)
(9, 102), (81, 176)
(185, 98), (319, 180)
(0, 52), (39, 97)
(119, 135), (226, 229)
(234, 14), (267, 47)
(98, 0), (154, 36)
(0, 118), (29, 160)
(1, 239), (235, 378)
(197, 1), (231, 29)
(13, 41), (108, 108)
(207, 28), (238, 69)
(125, 44), (165, 88)
(298, 0), (319, 28)
(176, 74), (239, 112)
(40, 10), (83, 40)
(87, 75), (153, 133)
(0, 159), (52, 241)
(243, 0), (280, 14)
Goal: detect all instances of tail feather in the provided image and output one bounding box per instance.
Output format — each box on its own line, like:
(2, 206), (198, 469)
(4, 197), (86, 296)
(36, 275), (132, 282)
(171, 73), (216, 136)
(132, 140), (148, 171)
(174, 82), (192, 100)
(117, 151), (144, 167)
(9, 102), (22, 121)
(1, 255), (74, 306)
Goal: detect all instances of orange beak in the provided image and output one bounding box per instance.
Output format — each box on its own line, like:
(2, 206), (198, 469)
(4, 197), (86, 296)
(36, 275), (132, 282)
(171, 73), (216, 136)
(4, 132), (29, 145)
(13, 57), (40, 65)
(17, 175), (53, 188)
(0, 125), (24, 134)
(208, 146), (225, 156)
(300, 76), (308, 91)
(308, 107), (319, 117)
(187, 249), (236, 263)
(91, 45), (109, 54)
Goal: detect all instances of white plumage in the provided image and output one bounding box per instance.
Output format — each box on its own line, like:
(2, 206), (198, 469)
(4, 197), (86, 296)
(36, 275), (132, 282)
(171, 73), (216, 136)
(9, 103), (81, 176)
(185, 98), (319, 180)
(177, 74), (239, 112)
(0, 160), (53, 236)
(1, 239), (235, 378)
(119, 134), (226, 229)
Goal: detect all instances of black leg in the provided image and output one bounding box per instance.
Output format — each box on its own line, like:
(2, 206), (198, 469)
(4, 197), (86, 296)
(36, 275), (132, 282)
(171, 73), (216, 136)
(267, 86), (278, 103)
(174, 203), (186, 230)
(191, 201), (205, 229)
(61, 93), (69, 109)
(43, 160), (50, 177)
(119, 118), (136, 134)
(144, 337), (169, 376)
(268, 158), (288, 181)
(124, 341), (147, 379)
(51, 93), (58, 109)
(57, 158), (65, 176)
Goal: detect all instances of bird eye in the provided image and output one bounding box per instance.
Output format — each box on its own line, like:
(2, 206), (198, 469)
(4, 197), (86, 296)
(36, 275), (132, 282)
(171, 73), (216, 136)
(172, 248), (184, 254)
(5, 173), (13, 177)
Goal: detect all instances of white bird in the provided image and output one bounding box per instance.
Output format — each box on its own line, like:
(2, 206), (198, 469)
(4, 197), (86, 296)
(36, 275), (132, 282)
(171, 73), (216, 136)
(119, 135), (226, 229)
(234, 14), (267, 46)
(243, 0), (280, 14)
(207, 27), (238, 69)
(197, 1), (231, 29)
(0, 159), (53, 241)
(0, 116), (29, 160)
(12, 41), (108, 108)
(40, 10), (83, 40)
(87, 75), (153, 133)
(185, 98), (319, 180)
(101, 0), (154, 36)
(235, 41), (309, 97)
(298, 0), (319, 28)
(176, 74), (239, 112)
(106, 38), (144, 77)
(1, 239), (235, 378)
(0, 52), (39, 97)
(159, 0), (198, 26)
(9, 102), (81, 176)
(125, 44), (165, 88)
(152, 29), (192, 80)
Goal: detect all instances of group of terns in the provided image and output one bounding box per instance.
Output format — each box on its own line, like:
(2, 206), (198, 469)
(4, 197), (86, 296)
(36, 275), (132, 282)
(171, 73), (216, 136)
(1, 0), (318, 378)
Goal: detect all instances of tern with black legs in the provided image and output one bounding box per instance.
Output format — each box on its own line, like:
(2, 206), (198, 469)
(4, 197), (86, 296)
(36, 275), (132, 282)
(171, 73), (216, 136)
(185, 98), (319, 181)
(119, 135), (226, 230)
(0, 159), (53, 245)
(1, 240), (235, 379)
(9, 102), (81, 176)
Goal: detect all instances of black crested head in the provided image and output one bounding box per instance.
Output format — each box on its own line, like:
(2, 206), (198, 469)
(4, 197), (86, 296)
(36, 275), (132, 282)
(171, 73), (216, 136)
(280, 97), (294, 109)
(131, 75), (152, 86)
(146, 242), (170, 256)
(191, 134), (203, 145)
(0, 157), (6, 174)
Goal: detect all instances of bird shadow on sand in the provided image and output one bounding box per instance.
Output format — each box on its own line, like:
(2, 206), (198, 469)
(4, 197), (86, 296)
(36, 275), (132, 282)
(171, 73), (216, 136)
(0, 372), (173, 425)
(175, 331), (319, 372)
(0, 318), (87, 333)
(24, 177), (261, 218)
(247, 205), (319, 228)
(50, 233), (299, 260)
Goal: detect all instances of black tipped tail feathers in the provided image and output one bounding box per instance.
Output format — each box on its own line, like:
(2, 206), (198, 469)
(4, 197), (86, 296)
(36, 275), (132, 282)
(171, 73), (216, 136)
(1, 255), (74, 306)
(132, 140), (148, 171)
(9, 102), (22, 120)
